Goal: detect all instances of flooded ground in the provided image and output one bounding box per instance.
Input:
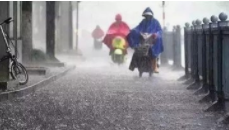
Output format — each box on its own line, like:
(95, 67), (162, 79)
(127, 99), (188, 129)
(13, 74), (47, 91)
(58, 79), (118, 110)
(0, 47), (228, 130)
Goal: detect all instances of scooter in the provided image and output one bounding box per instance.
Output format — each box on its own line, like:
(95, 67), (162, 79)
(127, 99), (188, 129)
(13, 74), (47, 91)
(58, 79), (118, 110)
(110, 36), (126, 65)
(111, 48), (124, 65)
(93, 38), (103, 50)
(134, 33), (155, 77)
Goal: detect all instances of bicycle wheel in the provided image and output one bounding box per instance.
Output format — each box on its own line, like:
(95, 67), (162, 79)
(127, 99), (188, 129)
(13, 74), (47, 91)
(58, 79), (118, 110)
(11, 62), (29, 85)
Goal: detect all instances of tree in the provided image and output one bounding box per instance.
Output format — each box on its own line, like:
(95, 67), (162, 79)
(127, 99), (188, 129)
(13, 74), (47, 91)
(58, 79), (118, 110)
(46, 1), (58, 61)
(68, 1), (73, 50)
(22, 1), (33, 64)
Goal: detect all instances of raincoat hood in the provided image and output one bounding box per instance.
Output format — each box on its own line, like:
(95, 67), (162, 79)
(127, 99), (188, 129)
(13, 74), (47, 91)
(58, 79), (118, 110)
(115, 14), (122, 22)
(142, 7), (154, 16)
(103, 14), (130, 49)
(92, 25), (104, 39)
(127, 14), (163, 58)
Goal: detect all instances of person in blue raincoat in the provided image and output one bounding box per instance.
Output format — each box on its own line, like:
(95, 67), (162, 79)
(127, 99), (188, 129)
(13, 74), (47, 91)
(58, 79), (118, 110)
(127, 7), (163, 73)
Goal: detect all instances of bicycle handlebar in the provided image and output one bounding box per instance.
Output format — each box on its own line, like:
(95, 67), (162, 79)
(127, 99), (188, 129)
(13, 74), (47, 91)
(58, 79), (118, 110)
(0, 17), (13, 25)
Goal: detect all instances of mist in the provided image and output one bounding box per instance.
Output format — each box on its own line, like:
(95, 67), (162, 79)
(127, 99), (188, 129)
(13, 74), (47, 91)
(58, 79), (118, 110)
(31, 1), (229, 67)
(2, 2), (229, 129)
(79, 1), (229, 31)
(77, 1), (229, 67)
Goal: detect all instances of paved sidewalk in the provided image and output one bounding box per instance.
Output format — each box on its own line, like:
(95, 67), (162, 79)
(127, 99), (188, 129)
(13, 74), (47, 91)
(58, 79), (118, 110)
(0, 65), (75, 101)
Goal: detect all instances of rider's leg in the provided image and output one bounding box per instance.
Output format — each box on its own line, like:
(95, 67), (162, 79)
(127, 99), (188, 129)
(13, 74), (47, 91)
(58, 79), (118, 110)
(157, 55), (160, 68)
(152, 58), (159, 73)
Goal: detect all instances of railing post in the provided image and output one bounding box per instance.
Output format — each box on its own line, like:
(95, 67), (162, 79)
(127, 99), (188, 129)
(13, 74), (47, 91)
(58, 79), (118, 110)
(183, 23), (196, 84)
(161, 27), (168, 66)
(172, 26), (176, 66)
(187, 20), (201, 90)
(173, 25), (182, 70)
(205, 14), (225, 112)
(212, 12), (229, 109)
(178, 23), (190, 81)
(218, 12), (229, 125)
(201, 18), (210, 94)
(193, 19), (206, 94)
(210, 15), (219, 103)
(184, 23), (190, 78)
(190, 22), (195, 80)
(199, 17), (215, 103)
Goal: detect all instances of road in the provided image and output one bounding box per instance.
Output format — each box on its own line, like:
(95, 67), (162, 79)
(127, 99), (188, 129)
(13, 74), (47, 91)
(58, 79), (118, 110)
(0, 51), (228, 130)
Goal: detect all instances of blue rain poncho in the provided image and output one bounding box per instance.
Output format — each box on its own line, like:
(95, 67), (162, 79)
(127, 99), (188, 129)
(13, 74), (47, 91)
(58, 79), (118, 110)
(127, 7), (164, 57)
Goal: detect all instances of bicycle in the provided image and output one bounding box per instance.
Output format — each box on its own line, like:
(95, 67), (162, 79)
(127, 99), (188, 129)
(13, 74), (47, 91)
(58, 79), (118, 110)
(0, 17), (28, 85)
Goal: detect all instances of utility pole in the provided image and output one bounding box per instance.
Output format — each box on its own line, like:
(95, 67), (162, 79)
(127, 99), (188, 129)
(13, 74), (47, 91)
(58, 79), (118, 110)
(162, 1), (165, 28)
(160, 1), (168, 66)
(75, 1), (80, 50)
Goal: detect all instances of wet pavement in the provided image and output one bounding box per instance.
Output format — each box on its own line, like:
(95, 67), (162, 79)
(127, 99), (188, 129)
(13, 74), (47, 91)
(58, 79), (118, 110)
(0, 52), (228, 130)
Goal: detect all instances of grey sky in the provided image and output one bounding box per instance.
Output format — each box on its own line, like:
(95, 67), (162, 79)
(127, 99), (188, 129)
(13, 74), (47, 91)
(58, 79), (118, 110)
(78, 1), (229, 34)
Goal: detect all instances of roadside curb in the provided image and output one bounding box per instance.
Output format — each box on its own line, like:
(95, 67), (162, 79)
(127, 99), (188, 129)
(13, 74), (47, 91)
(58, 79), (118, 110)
(0, 65), (76, 102)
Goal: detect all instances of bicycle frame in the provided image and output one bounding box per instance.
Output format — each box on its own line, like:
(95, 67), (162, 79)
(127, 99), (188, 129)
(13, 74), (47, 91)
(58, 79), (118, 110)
(0, 23), (17, 67)
(0, 25), (10, 51)
(0, 18), (28, 85)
